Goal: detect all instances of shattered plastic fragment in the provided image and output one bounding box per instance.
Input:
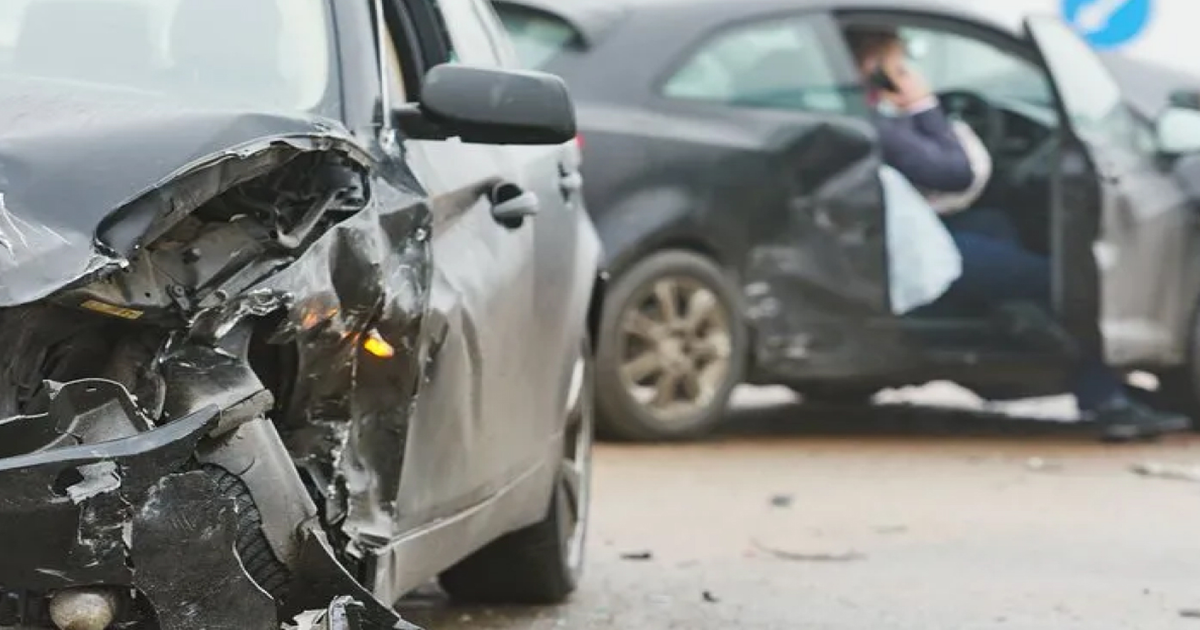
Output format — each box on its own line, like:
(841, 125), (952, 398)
(65, 462), (122, 504)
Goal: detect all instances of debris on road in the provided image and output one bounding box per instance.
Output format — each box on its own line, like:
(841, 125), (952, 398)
(1179, 608), (1200, 619)
(702, 591), (720, 603)
(769, 494), (794, 508)
(287, 596), (421, 630)
(751, 539), (865, 563)
(1130, 462), (1200, 483)
(620, 551), (654, 561)
(1025, 457), (1064, 473)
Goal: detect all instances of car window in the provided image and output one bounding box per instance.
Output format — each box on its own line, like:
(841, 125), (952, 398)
(0, 0), (331, 113)
(435, 0), (502, 67)
(662, 17), (848, 115)
(493, 3), (581, 69)
(1026, 16), (1134, 145)
(898, 26), (1054, 108)
(470, 0), (521, 68)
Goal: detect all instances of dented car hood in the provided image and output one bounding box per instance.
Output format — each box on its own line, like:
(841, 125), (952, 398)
(0, 76), (355, 307)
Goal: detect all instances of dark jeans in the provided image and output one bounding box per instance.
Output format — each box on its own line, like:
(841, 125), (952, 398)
(933, 208), (1123, 411)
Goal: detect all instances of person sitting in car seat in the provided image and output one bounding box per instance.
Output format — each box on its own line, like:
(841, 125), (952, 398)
(845, 25), (1191, 442)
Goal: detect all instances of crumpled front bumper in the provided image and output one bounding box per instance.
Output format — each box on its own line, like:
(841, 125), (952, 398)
(0, 379), (420, 630)
(0, 379), (219, 594)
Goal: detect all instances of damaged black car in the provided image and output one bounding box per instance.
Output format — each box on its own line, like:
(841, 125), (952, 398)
(497, 0), (1200, 441)
(0, 0), (601, 628)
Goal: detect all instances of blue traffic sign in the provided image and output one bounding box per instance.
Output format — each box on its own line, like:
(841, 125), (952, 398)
(1061, 0), (1152, 49)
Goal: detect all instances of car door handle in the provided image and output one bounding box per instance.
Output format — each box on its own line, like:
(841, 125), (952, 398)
(490, 183), (539, 229)
(559, 172), (583, 198)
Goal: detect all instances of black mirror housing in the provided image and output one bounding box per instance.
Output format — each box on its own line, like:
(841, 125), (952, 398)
(399, 63), (576, 146)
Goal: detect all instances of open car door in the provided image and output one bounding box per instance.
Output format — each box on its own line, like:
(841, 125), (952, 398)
(681, 14), (899, 382)
(738, 112), (902, 381)
(1024, 16), (1193, 365)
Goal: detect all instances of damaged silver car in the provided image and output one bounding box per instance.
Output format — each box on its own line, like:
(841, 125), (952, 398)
(0, 0), (602, 628)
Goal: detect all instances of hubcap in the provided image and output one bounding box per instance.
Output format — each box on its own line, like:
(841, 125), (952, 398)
(560, 354), (592, 573)
(617, 277), (732, 423)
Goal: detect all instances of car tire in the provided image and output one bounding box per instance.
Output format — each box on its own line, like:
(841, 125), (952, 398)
(1153, 302), (1200, 429)
(595, 250), (747, 442)
(438, 339), (594, 604)
(203, 465), (292, 602)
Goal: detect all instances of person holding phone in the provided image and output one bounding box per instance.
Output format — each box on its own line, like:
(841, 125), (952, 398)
(844, 25), (1191, 441)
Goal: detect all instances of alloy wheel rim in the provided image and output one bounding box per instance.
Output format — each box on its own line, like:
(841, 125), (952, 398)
(560, 355), (592, 572)
(616, 276), (733, 424)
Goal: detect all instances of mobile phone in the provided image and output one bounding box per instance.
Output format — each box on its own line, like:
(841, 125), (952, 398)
(868, 66), (898, 92)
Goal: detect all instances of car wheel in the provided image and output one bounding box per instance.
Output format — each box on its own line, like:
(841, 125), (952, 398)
(1145, 296), (1200, 429)
(439, 339), (594, 604)
(595, 250), (747, 441)
(202, 465), (292, 602)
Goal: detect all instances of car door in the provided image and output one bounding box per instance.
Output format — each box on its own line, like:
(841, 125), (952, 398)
(467, 0), (592, 446)
(375, 5), (543, 535)
(1024, 16), (1194, 365)
(653, 12), (894, 379)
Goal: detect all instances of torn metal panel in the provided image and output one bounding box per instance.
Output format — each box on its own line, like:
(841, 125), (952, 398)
(287, 596), (419, 630)
(284, 528), (422, 630)
(740, 124), (910, 381)
(0, 75), (364, 307)
(261, 184), (434, 548)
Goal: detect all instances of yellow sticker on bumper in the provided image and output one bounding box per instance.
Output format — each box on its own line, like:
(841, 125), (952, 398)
(80, 299), (144, 321)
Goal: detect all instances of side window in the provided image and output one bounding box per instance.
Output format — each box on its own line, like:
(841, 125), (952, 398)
(662, 17), (849, 115)
(435, 0), (501, 66)
(470, 0), (521, 68)
(898, 26), (1054, 107)
(493, 3), (581, 69)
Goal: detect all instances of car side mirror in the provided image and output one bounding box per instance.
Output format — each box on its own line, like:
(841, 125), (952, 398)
(1156, 106), (1200, 156)
(396, 63), (576, 146)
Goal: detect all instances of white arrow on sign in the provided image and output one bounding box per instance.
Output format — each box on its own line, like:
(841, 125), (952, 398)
(1075, 0), (1133, 34)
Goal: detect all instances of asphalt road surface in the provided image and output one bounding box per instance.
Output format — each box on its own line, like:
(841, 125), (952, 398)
(400, 385), (1200, 630)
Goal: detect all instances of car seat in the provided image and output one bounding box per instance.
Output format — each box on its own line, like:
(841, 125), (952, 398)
(13, 0), (155, 89)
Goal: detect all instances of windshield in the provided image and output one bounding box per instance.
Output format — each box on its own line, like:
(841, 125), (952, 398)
(1026, 16), (1124, 138)
(0, 0), (331, 112)
(494, 3), (582, 69)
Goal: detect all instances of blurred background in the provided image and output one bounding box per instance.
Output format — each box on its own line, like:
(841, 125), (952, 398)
(407, 0), (1200, 628)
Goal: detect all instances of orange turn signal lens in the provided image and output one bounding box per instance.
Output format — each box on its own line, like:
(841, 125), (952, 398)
(362, 329), (395, 358)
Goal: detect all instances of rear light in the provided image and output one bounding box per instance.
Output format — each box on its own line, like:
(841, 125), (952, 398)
(574, 133), (584, 150)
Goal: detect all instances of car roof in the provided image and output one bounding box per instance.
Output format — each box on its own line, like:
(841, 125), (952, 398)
(495, 0), (1033, 42)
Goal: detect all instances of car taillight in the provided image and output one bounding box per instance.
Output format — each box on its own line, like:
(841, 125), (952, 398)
(574, 133), (584, 150)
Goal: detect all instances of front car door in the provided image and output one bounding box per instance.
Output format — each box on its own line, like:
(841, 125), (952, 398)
(448, 0), (596, 473)
(652, 11), (896, 381)
(358, 0), (547, 600)
(1024, 16), (1195, 366)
